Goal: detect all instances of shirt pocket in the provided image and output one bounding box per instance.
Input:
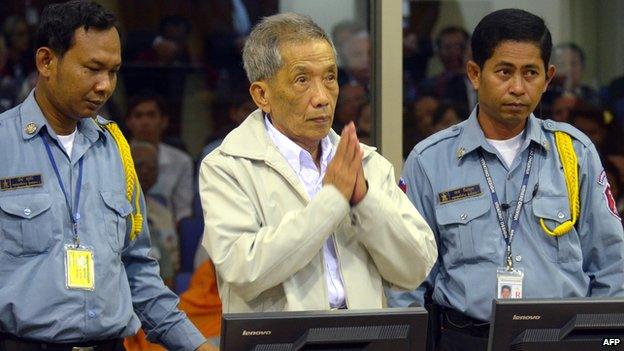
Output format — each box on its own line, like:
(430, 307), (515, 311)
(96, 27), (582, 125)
(100, 191), (133, 252)
(0, 193), (54, 256)
(434, 197), (494, 266)
(531, 195), (582, 263)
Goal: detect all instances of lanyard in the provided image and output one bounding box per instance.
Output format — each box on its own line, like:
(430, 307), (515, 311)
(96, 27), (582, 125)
(40, 134), (84, 246)
(478, 145), (535, 270)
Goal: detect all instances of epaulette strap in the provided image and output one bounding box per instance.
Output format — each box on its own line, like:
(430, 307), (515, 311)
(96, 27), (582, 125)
(102, 122), (143, 241)
(539, 131), (579, 236)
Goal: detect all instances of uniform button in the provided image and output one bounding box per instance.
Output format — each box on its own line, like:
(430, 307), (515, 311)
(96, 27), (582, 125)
(460, 213), (467, 220)
(88, 310), (96, 318)
(23, 208), (31, 216)
(545, 121), (553, 128)
(515, 255), (522, 262)
(557, 211), (565, 219)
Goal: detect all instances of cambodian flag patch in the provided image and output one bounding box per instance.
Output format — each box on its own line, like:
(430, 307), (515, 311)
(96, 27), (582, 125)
(597, 169), (619, 219)
(604, 182), (620, 219)
(398, 177), (407, 193)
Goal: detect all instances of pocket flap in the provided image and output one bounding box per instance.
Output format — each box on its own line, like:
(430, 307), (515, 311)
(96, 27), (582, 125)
(533, 195), (570, 222)
(0, 193), (52, 219)
(435, 198), (490, 225)
(100, 191), (133, 216)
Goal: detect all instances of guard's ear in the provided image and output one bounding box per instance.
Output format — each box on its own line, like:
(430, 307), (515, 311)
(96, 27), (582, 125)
(466, 60), (481, 90)
(249, 81), (271, 114)
(36, 47), (57, 78)
(544, 64), (556, 92)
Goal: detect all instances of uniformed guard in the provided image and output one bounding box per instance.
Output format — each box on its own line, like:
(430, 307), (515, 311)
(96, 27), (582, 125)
(0, 1), (215, 350)
(389, 8), (624, 351)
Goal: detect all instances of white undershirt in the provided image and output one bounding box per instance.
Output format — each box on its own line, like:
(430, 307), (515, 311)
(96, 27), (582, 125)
(57, 129), (77, 156)
(486, 131), (524, 168)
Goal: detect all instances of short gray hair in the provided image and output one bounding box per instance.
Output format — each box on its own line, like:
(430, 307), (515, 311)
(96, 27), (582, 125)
(242, 13), (336, 83)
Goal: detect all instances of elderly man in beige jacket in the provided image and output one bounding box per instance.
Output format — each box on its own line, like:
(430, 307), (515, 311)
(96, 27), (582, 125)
(198, 13), (437, 313)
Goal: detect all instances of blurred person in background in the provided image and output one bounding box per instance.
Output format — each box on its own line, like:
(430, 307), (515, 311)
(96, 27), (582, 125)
(430, 101), (462, 134)
(550, 94), (583, 123)
(0, 15), (36, 110)
(332, 82), (367, 132)
(420, 26), (475, 118)
(544, 42), (599, 106)
(403, 94), (440, 157)
(131, 141), (180, 289)
(200, 93), (256, 160)
(338, 30), (371, 89)
(125, 92), (194, 224)
(356, 101), (372, 145)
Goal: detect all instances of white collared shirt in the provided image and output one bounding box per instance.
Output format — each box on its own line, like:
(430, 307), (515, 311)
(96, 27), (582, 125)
(264, 115), (346, 308)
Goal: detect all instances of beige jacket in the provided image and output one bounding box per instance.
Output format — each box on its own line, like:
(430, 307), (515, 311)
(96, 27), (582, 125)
(198, 110), (437, 313)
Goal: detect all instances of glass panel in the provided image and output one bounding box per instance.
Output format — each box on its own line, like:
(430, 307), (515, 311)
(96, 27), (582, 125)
(402, 0), (624, 176)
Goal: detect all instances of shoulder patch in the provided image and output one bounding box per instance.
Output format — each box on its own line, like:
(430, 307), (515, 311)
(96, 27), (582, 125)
(398, 177), (407, 193)
(541, 119), (592, 147)
(604, 181), (621, 220)
(412, 125), (461, 155)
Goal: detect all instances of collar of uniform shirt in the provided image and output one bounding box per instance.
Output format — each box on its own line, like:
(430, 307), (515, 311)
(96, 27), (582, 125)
(264, 114), (334, 175)
(456, 107), (549, 161)
(19, 90), (105, 143)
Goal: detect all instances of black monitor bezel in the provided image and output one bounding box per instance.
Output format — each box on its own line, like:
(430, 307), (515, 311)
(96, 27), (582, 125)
(220, 307), (428, 351)
(488, 297), (624, 351)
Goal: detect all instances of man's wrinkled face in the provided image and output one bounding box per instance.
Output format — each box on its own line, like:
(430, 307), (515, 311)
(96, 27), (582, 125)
(259, 39), (339, 150)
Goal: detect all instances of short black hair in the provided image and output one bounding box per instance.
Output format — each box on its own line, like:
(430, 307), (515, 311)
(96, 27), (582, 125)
(501, 285), (511, 291)
(126, 91), (168, 117)
(36, 0), (116, 57)
(471, 9), (552, 70)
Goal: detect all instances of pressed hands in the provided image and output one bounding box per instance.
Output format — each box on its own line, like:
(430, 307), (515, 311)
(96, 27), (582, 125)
(323, 122), (368, 205)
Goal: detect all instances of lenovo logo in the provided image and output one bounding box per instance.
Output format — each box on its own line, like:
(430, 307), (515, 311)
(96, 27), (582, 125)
(512, 314), (541, 320)
(242, 329), (272, 336)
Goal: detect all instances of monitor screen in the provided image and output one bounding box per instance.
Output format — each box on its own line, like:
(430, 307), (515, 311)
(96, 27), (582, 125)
(488, 297), (624, 351)
(220, 307), (428, 350)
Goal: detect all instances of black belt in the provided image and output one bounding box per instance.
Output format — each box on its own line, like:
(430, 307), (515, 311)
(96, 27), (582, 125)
(0, 333), (124, 351)
(438, 305), (490, 339)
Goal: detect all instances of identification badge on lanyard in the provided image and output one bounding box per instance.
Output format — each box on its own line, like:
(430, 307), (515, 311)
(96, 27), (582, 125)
(496, 267), (523, 299)
(64, 244), (95, 290)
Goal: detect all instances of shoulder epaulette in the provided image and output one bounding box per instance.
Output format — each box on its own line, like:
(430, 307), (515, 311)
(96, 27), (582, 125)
(413, 124), (461, 155)
(541, 119), (592, 147)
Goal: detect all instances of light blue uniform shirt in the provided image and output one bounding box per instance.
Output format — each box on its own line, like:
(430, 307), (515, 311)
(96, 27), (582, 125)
(388, 108), (624, 321)
(0, 91), (205, 350)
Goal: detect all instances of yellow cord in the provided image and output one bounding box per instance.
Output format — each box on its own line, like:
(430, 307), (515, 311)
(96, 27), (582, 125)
(102, 122), (143, 241)
(539, 131), (579, 236)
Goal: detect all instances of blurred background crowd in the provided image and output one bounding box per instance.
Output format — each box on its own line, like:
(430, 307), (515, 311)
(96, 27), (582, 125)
(1, 0), (623, 347)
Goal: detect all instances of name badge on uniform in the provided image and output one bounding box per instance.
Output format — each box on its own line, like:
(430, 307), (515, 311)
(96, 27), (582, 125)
(496, 268), (523, 299)
(64, 245), (95, 291)
(438, 184), (482, 204)
(0, 174), (43, 191)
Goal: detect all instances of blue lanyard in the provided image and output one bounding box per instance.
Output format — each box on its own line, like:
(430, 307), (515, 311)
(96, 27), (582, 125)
(40, 134), (84, 246)
(478, 145), (535, 270)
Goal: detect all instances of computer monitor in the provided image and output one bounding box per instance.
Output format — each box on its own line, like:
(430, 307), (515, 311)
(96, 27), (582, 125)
(220, 307), (428, 350)
(488, 297), (624, 351)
